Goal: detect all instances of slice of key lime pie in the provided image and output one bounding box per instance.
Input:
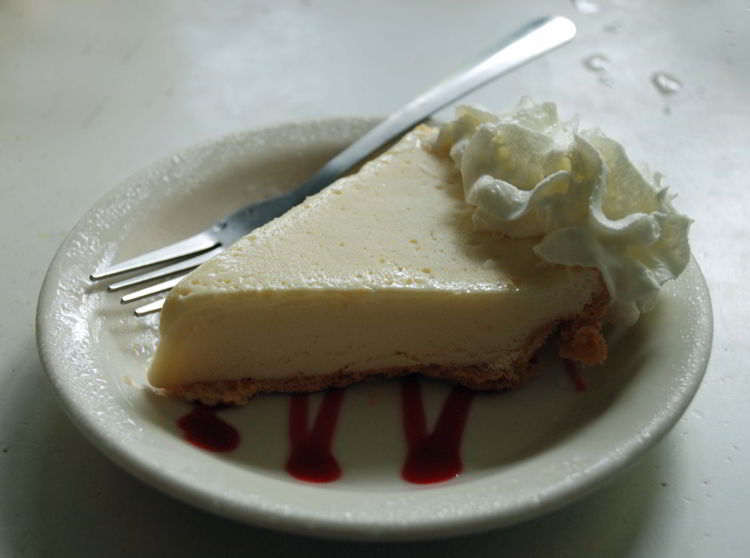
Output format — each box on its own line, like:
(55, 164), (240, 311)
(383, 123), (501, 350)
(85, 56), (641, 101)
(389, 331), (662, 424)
(148, 99), (691, 405)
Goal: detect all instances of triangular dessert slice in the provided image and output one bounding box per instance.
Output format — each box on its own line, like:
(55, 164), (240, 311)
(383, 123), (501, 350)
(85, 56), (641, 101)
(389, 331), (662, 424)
(148, 126), (608, 405)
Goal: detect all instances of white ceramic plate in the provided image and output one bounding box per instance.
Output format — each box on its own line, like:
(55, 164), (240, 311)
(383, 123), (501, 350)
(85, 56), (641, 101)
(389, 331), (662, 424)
(36, 118), (713, 541)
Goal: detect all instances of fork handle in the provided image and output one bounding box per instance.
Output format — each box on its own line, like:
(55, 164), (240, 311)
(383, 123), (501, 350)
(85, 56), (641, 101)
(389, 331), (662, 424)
(290, 15), (576, 203)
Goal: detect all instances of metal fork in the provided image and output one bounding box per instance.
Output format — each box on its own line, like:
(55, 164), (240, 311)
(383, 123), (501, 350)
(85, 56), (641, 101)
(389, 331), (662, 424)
(90, 16), (576, 316)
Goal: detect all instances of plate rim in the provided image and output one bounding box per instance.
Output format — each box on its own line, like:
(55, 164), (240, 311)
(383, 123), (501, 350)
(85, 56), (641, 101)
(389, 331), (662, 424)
(35, 117), (714, 541)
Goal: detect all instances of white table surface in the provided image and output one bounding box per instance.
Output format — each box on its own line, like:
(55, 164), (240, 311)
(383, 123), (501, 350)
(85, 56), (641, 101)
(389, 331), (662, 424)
(1, 0), (748, 555)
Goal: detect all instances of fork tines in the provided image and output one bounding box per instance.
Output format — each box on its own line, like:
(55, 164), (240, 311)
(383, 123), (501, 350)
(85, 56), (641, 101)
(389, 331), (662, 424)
(90, 231), (221, 314)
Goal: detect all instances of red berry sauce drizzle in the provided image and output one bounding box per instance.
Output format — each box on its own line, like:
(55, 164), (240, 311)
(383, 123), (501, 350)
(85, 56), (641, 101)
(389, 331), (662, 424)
(177, 405), (240, 452)
(177, 377), (476, 484)
(400, 376), (475, 484)
(285, 389), (345, 483)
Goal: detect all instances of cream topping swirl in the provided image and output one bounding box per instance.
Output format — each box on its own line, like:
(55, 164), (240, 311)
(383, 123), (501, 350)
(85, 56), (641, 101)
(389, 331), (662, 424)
(436, 98), (692, 324)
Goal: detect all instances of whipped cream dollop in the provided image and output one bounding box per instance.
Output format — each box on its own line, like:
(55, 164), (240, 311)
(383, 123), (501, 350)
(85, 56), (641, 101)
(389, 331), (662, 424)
(436, 98), (692, 325)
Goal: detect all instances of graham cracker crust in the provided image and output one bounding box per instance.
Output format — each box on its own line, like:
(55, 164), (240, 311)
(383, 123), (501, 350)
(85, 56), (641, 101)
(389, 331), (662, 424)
(168, 361), (537, 407)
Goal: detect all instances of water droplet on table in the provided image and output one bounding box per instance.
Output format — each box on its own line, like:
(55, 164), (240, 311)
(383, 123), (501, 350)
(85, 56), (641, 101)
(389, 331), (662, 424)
(652, 72), (683, 95)
(583, 54), (609, 72)
(582, 54), (613, 86)
(571, 0), (600, 14)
